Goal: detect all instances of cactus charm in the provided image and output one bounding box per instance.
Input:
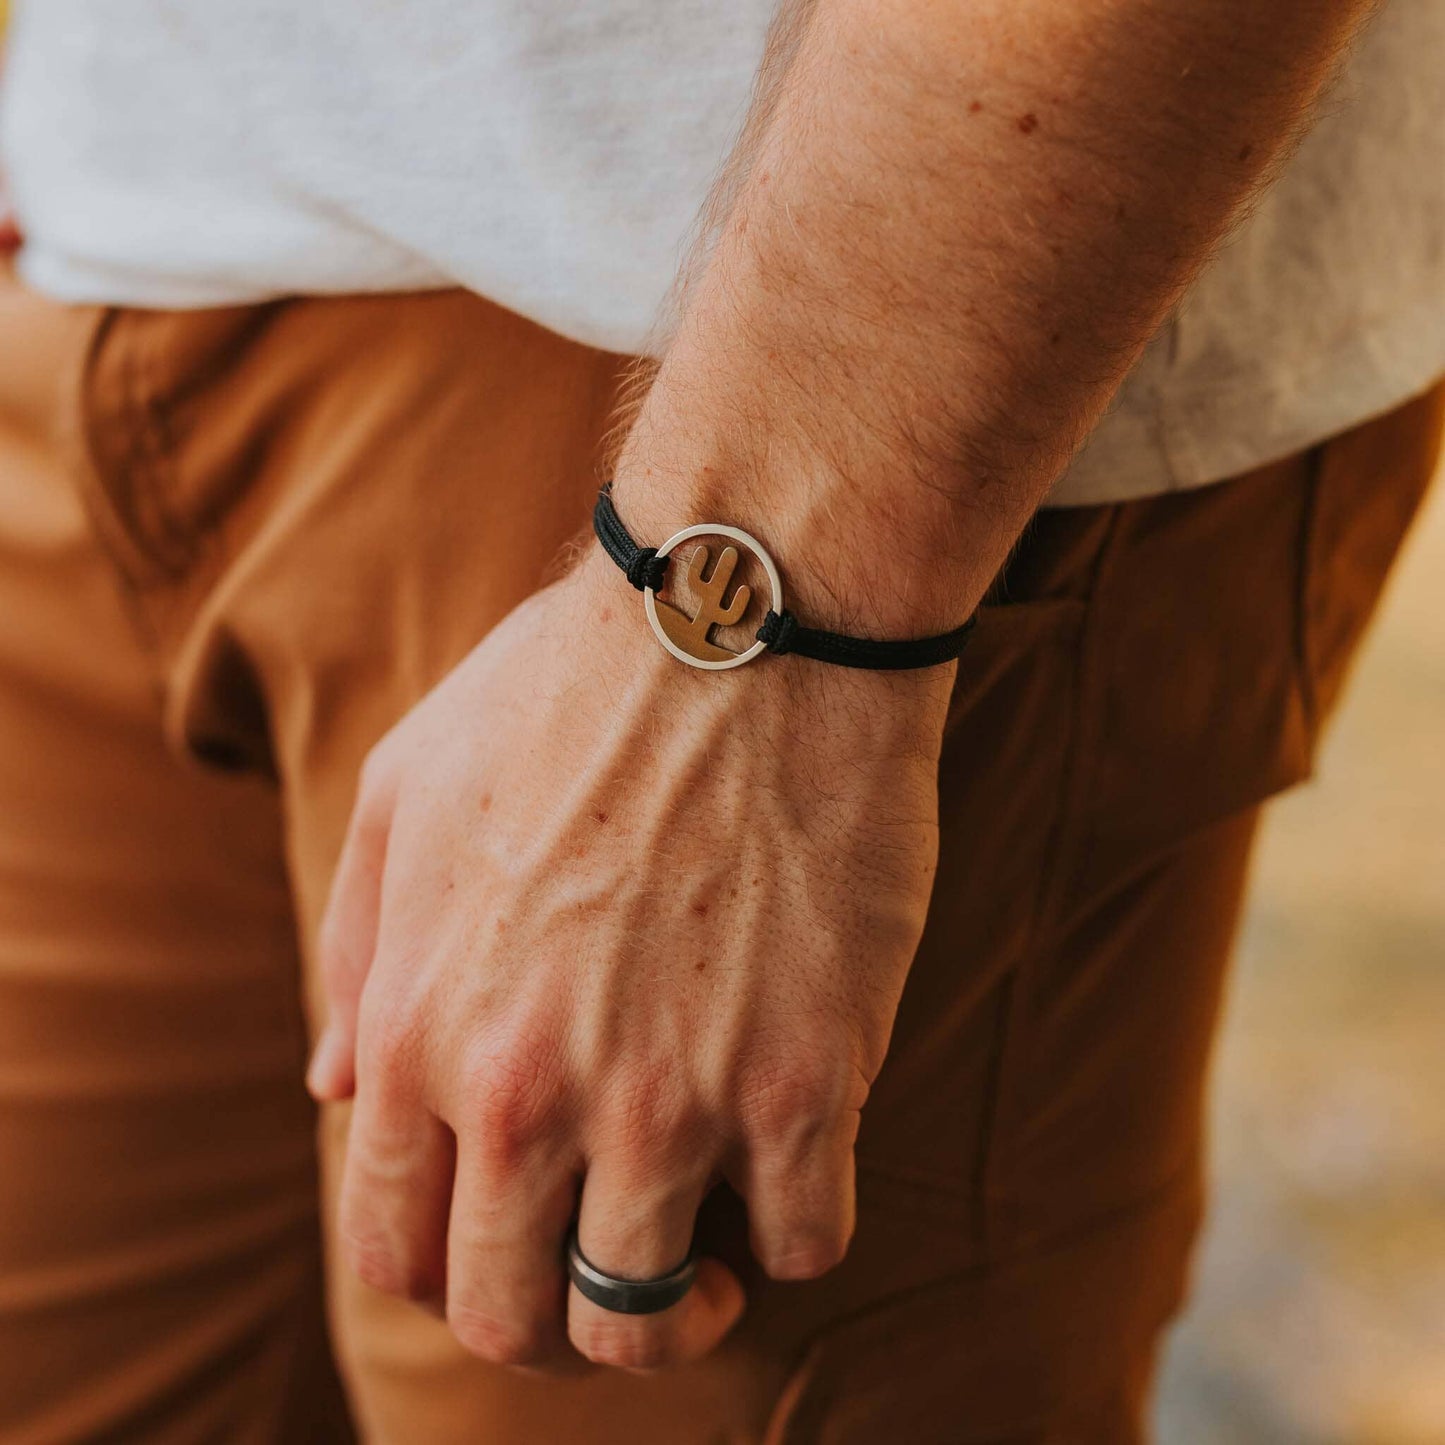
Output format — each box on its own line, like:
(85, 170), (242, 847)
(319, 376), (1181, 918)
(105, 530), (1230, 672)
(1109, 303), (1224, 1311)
(643, 522), (785, 670)
(653, 544), (753, 663)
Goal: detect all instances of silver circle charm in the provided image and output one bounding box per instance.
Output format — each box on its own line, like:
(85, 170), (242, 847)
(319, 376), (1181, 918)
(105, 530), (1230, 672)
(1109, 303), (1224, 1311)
(643, 523), (784, 670)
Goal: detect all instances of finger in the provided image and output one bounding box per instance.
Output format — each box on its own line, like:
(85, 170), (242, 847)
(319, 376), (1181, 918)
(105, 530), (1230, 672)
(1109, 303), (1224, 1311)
(741, 1113), (858, 1281)
(308, 757), (397, 1100)
(567, 1158), (744, 1371)
(444, 1130), (580, 1369)
(338, 1072), (455, 1312)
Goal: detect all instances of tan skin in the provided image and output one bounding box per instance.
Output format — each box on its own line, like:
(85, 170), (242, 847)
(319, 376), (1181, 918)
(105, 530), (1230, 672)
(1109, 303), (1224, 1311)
(305, 0), (1378, 1374)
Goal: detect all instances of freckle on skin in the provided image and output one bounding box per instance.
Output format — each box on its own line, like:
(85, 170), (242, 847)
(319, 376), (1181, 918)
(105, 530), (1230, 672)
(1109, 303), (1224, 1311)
(691, 900), (709, 918)
(593, 808), (609, 824)
(598, 606), (612, 623)
(1016, 113), (1039, 135)
(479, 793), (492, 813)
(968, 99), (983, 114)
(695, 960), (707, 973)
(1237, 143), (1254, 162)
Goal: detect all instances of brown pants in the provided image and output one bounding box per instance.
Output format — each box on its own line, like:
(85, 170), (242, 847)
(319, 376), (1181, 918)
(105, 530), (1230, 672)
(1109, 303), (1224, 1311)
(0, 267), (1439, 1443)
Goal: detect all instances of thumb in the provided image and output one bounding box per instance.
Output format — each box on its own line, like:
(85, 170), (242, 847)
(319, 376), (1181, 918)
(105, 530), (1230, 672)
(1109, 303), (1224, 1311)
(308, 764), (397, 1100)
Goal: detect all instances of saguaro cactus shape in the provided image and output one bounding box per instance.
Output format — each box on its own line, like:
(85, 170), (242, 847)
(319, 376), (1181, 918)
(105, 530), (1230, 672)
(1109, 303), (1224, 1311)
(654, 543), (754, 662)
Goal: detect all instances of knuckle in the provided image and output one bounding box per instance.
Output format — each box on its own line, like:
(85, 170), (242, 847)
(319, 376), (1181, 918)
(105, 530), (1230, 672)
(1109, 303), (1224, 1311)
(766, 1227), (852, 1281)
(463, 1034), (562, 1163)
(359, 1000), (425, 1083)
(447, 1301), (550, 1367)
(342, 1224), (439, 1303)
(600, 1066), (699, 1164)
(738, 1055), (839, 1143)
(571, 1318), (673, 1371)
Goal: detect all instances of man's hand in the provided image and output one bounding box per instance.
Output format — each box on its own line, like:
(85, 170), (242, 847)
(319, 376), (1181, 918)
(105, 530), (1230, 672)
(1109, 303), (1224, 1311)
(309, 548), (954, 1369)
(310, 0), (1374, 1376)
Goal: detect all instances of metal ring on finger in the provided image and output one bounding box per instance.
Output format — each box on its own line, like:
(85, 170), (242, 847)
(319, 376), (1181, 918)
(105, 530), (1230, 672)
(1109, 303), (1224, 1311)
(565, 1229), (698, 1316)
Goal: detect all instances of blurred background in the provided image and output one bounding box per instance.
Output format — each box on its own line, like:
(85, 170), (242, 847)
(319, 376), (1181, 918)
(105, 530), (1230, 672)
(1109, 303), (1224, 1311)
(1155, 459), (1445, 1441)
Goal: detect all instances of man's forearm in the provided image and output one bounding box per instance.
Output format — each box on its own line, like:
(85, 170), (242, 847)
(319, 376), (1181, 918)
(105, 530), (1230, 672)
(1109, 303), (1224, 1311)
(614, 0), (1375, 634)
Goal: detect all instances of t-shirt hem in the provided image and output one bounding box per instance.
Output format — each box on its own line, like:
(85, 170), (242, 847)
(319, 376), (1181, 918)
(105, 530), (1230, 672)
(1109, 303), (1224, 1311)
(1047, 314), (1445, 508)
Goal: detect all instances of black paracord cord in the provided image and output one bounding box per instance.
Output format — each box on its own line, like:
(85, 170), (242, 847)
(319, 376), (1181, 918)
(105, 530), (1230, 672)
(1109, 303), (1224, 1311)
(593, 483), (976, 671)
(593, 482), (669, 592)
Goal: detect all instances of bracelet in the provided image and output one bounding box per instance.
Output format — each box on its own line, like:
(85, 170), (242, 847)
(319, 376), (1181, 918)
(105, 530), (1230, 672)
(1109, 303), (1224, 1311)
(592, 482), (976, 672)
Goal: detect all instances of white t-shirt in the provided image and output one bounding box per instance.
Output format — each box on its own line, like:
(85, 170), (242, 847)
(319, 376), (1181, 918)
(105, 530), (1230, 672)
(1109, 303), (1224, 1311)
(3, 0), (1443, 505)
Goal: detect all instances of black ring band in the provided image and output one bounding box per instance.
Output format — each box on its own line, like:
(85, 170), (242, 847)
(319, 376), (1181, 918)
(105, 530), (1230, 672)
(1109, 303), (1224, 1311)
(593, 482), (976, 670)
(566, 1230), (698, 1316)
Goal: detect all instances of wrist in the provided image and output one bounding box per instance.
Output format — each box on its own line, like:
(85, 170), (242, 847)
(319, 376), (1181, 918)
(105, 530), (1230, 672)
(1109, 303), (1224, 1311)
(567, 538), (957, 737)
(609, 419), (978, 643)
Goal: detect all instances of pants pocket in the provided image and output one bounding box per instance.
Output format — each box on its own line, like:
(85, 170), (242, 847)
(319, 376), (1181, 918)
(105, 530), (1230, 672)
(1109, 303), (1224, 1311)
(764, 1183), (1196, 1445)
(1300, 382), (1444, 740)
